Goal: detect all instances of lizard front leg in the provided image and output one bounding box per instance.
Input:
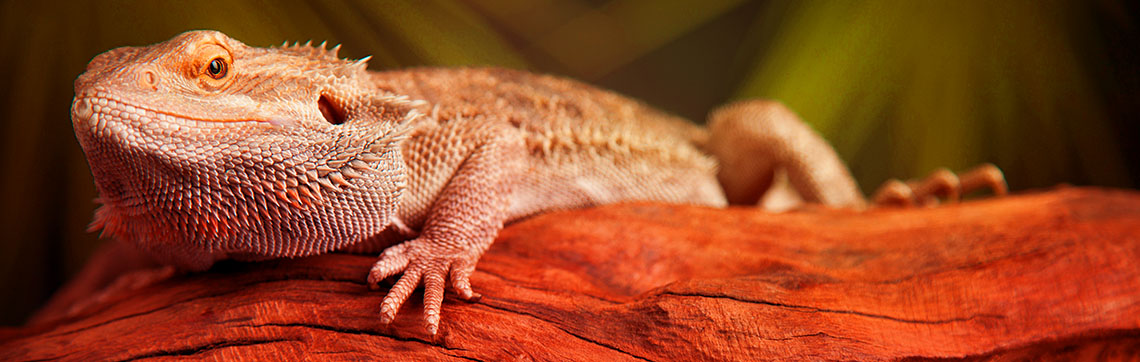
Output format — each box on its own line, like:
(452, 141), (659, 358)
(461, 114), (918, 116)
(366, 119), (523, 335)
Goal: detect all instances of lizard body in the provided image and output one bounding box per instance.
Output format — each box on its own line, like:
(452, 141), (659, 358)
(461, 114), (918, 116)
(69, 31), (1004, 334)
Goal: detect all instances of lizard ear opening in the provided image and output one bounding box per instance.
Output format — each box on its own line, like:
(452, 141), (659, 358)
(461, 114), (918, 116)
(318, 95), (346, 125)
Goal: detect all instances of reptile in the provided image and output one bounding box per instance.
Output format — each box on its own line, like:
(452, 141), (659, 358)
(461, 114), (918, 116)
(68, 30), (1006, 335)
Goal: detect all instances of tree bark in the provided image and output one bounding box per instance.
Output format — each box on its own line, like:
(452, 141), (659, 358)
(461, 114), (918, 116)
(2, 187), (1138, 361)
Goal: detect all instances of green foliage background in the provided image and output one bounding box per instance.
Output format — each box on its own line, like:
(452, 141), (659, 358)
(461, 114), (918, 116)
(0, 0), (1136, 325)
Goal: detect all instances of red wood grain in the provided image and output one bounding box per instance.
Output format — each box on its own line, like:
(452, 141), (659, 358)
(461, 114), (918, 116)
(2, 187), (1138, 360)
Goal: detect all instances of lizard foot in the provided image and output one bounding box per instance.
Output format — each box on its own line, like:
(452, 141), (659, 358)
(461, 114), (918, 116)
(367, 237), (482, 335)
(872, 163), (1007, 207)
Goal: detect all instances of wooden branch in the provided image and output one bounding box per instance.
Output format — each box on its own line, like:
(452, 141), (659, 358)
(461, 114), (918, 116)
(3, 187), (1138, 360)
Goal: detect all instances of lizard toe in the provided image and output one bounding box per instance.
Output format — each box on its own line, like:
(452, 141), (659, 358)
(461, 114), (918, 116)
(379, 265), (422, 324)
(450, 261), (480, 300)
(422, 261), (448, 335)
(369, 243), (411, 288)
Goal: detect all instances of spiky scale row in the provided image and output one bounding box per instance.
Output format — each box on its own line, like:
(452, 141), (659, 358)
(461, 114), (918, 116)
(278, 39), (341, 59)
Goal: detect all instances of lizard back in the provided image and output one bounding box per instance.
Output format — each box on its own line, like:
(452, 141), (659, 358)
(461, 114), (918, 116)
(370, 67), (727, 220)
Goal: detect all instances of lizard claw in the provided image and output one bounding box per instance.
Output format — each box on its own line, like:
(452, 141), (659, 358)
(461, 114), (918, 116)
(369, 237), (484, 335)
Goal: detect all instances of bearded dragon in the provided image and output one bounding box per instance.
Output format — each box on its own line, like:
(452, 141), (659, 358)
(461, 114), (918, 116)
(68, 30), (1006, 335)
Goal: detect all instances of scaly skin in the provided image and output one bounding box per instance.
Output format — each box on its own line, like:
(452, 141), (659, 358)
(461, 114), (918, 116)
(70, 31), (1004, 335)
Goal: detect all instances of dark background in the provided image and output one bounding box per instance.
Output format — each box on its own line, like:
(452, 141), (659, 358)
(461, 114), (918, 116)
(0, 0), (1136, 325)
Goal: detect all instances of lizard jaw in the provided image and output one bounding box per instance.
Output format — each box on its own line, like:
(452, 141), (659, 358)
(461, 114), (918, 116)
(71, 90), (409, 270)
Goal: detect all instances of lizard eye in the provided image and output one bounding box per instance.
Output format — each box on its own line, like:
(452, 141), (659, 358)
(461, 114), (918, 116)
(206, 57), (227, 79)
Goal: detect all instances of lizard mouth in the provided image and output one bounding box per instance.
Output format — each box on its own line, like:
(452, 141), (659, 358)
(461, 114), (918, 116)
(71, 93), (271, 132)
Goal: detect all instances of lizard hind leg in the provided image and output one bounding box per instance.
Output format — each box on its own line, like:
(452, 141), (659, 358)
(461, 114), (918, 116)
(707, 100), (865, 209)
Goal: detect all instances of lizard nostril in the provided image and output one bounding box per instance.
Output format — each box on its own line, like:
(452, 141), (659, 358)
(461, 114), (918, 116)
(138, 69), (158, 90)
(72, 97), (93, 122)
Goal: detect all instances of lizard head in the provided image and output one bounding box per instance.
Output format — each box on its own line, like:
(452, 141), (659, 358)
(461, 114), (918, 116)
(71, 30), (416, 269)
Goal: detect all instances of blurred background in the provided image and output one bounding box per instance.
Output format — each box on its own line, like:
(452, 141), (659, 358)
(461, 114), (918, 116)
(0, 0), (1136, 325)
